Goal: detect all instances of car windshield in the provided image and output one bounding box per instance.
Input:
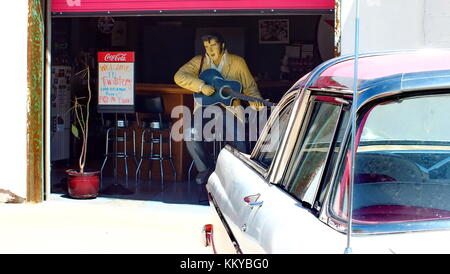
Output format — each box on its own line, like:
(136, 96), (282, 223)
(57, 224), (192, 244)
(332, 93), (450, 224)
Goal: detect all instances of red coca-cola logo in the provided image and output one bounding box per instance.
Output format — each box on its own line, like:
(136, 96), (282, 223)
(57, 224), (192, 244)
(104, 53), (126, 62)
(98, 52), (135, 63)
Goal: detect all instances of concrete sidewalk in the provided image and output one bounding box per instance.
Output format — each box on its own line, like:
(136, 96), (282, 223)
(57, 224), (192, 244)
(0, 194), (213, 254)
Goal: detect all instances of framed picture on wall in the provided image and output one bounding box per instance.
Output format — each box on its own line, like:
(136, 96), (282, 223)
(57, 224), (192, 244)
(259, 19), (289, 44)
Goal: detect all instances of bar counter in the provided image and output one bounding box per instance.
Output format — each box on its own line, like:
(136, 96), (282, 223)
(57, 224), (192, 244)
(137, 83), (193, 95)
(135, 83), (194, 182)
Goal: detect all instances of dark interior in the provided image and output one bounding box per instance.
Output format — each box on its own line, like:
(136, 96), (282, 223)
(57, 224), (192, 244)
(50, 13), (334, 201)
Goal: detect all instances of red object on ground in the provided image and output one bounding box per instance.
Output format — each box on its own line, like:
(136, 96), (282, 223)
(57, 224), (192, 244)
(66, 170), (100, 199)
(204, 224), (217, 253)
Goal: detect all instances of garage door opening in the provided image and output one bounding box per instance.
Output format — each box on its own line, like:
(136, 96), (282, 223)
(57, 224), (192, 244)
(48, 3), (335, 203)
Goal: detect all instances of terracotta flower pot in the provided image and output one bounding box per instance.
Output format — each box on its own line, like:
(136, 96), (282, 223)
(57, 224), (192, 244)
(66, 169), (100, 199)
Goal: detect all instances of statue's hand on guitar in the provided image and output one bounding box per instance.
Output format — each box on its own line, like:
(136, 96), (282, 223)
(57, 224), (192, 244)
(195, 69), (276, 107)
(251, 101), (266, 111)
(200, 84), (215, 96)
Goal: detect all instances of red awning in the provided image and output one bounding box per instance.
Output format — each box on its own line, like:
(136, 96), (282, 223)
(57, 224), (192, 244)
(52, 0), (334, 15)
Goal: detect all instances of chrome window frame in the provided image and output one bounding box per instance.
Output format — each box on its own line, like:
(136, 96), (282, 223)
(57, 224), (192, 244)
(281, 97), (348, 205)
(268, 89), (312, 185)
(314, 109), (351, 211)
(277, 94), (316, 188)
(245, 90), (302, 180)
(273, 91), (351, 206)
(318, 112), (353, 229)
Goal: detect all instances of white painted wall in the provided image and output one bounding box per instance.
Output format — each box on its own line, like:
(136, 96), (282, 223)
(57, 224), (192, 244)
(340, 0), (450, 55)
(0, 2), (28, 198)
(424, 0), (450, 48)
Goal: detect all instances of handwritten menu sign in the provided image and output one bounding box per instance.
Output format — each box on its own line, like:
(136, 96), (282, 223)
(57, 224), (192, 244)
(97, 51), (135, 113)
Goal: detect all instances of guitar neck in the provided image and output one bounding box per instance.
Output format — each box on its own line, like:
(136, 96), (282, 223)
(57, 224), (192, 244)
(223, 88), (275, 107)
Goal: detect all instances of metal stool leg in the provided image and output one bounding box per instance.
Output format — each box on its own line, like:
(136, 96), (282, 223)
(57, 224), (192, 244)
(136, 125), (176, 192)
(169, 131), (176, 181)
(132, 128), (138, 179)
(159, 133), (164, 191)
(135, 129), (145, 192)
(187, 159), (194, 193)
(123, 130), (129, 187)
(130, 129), (137, 189)
(132, 129), (137, 164)
(100, 127), (112, 187)
(188, 160), (194, 182)
(148, 131), (153, 180)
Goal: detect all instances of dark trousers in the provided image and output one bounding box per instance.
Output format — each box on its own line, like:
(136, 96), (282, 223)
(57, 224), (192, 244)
(184, 106), (247, 173)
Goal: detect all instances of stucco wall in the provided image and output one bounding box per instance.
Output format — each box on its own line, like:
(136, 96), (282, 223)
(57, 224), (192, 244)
(340, 0), (450, 55)
(424, 0), (450, 48)
(0, 2), (28, 199)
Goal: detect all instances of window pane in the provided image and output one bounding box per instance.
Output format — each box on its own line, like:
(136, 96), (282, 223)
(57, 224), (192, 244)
(256, 102), (293, 168)
(284, 100), (341, 203)
(360, 95), (450, 143)
(316, 110), (350, 208)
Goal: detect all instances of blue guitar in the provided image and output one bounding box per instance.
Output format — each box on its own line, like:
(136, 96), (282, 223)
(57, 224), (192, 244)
(194, 69), (275, 107)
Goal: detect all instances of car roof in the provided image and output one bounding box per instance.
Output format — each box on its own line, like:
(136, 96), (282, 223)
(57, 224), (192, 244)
(295, 49), (450, 108)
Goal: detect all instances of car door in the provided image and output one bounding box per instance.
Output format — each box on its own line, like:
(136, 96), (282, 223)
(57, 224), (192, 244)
(242, 94), (351, 253)
(207, 90), (298, 253)
(210, 90), (351, 253)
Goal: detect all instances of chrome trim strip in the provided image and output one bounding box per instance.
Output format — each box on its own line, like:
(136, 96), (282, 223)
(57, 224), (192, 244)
(207, 192), (243, 254)
(358, 86), (450, 112)
(308, 88), (354, 95)
(352, 219), (450, 235)
(273, 89), (313, 187)
(250, 90), (298, 160)
(318, 116), (352, 225)
(357, 144), (450, 152)
(270, 90), (312, 184)
(225, 145), (268, 177)
(306, 104), (346, 206)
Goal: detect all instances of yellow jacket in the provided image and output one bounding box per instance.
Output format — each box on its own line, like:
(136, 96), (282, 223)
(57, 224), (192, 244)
(174, 53), (263, 122)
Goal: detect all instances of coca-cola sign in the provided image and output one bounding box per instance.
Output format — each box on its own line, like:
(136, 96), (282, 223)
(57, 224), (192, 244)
(98, 52), (134, 63)
(104, 53), (126, 62)
(97, 51), (135, 111)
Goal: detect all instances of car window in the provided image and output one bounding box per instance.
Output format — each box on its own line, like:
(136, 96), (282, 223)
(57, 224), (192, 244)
(254, 101), (294, 168)
(282, 98), (343, 205)
(330, 94), (450, 225)
(315, 110), (350, 210)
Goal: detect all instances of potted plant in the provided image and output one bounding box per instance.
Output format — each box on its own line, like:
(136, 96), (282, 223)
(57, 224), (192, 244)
(66, 60), (100, 199)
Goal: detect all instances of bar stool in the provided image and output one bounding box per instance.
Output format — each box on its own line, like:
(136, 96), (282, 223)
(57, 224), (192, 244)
(100, 113), (137, 189)
(135, 96), (176, 192)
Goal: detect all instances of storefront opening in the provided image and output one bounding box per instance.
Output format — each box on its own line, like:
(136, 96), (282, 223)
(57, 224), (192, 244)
(48, 2), (335, 202)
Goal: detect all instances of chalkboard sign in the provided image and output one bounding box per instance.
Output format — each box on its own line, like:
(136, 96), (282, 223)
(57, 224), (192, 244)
(97, 51), (135, 113)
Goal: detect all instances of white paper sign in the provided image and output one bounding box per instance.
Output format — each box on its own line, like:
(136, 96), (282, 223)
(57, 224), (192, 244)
(97, 51), (135, 112)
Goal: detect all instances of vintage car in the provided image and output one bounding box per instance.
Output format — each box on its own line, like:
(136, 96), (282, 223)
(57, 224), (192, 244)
(205, 49), (450, 254)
